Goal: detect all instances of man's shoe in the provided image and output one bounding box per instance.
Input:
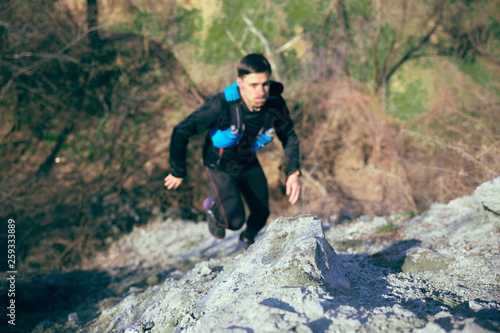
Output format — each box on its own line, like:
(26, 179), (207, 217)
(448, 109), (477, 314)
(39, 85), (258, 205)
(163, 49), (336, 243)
(239, 232), (255, 250)
(208, 217), (225, 240)
(204, 197), (225, 240)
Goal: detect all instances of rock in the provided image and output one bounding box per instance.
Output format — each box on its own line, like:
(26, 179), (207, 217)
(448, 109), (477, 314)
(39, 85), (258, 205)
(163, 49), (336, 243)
(33, 320), (53, 331)
(402, 248), (452, 273)
(451, 318), (494, 333)
(199, 265), (212, 276)
(80, 215), (350, 332)
(123, 320), (155, 333)
(68, 312), (80, 325)
(474, 177), (500, 214)
(31, 177), (500, 333)
(187, 215), (351, 332)
(124, 323), (144, 333)
(219, 214), (351, 292)
(414, 322), (447, 332)
(146, 274), (159, 286)
(295, 324), (314, 333)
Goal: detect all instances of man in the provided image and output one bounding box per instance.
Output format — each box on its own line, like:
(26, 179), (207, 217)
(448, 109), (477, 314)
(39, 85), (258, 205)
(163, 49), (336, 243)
(164, 54), (301, 249)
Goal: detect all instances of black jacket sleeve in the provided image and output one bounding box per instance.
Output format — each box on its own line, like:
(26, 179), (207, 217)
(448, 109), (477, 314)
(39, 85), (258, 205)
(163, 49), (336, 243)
(169, 95), (225, 178)
(272, 96), (301, 176)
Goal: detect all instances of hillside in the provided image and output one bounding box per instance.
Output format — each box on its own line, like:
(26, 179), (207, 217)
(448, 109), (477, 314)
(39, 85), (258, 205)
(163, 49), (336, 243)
(3, 177), (497, 332)
(1, 0), (499, 274)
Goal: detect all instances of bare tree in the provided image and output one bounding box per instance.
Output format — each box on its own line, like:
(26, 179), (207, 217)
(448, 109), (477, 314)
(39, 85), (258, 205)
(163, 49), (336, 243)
(87, 0), (100, 49)
(375, 0), (444, 93)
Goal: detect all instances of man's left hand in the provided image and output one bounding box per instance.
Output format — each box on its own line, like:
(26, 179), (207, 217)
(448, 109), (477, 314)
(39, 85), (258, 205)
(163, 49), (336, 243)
(286, 173), (301, 205)
(164, 174), (184, 190)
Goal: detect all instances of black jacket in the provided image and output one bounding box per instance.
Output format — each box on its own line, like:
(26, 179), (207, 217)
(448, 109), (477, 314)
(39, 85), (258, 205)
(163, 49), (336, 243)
(169, 82), (300, 177)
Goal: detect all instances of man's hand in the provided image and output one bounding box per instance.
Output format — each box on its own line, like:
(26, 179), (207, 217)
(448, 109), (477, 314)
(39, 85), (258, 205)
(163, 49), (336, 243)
(164, 174), (183, 190)
(286, 173), (301, 205)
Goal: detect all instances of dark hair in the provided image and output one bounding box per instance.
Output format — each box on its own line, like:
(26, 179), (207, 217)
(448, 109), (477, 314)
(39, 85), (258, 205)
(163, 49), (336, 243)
(237, 53), (272, 78)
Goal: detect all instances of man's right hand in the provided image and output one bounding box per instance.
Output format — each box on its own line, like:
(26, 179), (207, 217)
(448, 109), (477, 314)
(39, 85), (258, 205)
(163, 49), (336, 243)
(164, 174), (183, 190)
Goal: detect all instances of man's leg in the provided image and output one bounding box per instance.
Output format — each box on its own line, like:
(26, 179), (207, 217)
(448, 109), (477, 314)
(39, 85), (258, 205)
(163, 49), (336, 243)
(205, 166), (246, 231)
(238, 164), (270, 240)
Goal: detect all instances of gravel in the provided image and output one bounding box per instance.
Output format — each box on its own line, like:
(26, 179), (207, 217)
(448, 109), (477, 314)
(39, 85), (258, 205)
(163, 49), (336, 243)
(32, 178), (500, 332)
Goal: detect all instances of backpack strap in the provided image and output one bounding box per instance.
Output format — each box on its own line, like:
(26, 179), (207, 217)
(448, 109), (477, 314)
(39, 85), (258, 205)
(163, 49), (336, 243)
(223, 82), (243, 134)
(262, 81), (282, 133)
(216, 81), (280, 154)
(211, 82), (244, 159)
(223, 81), (239, 102)
(263, 108), (273, 133)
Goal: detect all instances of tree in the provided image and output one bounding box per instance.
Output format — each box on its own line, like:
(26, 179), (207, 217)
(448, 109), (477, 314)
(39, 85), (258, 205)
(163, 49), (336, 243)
(333, 0), (499, 94)
(203, 0), (321, 80)
(87, 0), (100, 48)
(200, 0), (498, 95)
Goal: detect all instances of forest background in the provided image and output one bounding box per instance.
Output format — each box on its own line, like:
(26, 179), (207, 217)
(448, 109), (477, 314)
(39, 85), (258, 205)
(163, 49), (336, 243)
(1, 0), (499, 272)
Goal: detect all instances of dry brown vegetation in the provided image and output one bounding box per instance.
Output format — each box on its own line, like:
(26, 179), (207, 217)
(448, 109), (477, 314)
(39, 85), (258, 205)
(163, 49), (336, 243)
(264, 77), (499, 220)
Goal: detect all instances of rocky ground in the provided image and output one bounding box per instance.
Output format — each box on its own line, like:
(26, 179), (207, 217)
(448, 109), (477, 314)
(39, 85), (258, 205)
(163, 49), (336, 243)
(4, 178), (500, 333)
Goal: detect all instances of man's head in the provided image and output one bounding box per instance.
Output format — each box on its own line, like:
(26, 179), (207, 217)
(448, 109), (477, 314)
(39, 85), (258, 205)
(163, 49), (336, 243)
(236, 54), (271, 112)
(237, 53), (272, 78)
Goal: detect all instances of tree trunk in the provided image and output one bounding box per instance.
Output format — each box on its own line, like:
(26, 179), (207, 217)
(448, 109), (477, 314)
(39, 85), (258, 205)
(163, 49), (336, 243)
(330, 0), (350, 81)
(87, 0), (100, 49)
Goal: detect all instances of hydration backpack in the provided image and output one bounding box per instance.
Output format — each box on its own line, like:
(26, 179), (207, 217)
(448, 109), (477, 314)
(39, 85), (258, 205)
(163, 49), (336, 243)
(210, 82), (275, 150)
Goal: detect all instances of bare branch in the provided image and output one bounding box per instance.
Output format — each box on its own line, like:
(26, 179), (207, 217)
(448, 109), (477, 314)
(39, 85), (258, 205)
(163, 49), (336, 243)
(372, 0), (383, 91)
(59, 26), (99, 54)
(0, 79), (15, 103)
(401, 129), (498, 178)
(380, 9), (442, 90)
(381, 1), (408, 86)
(242, 15), (281, 80)
(4, 52), (79, 63)
(0, 27), (98, 102)
(226, 30), (247, 56)
(276, 33), (304, 54)
(0, 59), (23, 71)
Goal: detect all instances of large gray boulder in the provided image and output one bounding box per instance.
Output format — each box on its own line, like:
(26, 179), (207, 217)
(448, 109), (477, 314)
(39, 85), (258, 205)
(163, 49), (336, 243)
(399, 177), (500, 275)
(82, 215), (350, 333)
(474, 176), (500, 214)
(187, 215), (351, 332)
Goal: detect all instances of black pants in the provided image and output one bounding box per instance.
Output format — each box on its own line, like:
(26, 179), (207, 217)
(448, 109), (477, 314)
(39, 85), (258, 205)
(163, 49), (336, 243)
(204, 164), (270, 239)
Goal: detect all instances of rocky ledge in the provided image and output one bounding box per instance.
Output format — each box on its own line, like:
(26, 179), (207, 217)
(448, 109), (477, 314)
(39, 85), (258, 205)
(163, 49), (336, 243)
(33, 177), (499, 332)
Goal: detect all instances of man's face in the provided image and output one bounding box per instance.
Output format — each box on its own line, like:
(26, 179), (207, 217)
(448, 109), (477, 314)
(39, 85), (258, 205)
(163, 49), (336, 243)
(237, 72), (270, 111)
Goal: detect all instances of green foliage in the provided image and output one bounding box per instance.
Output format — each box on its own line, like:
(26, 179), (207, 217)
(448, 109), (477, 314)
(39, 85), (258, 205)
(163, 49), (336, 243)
(285, 0), (330, 32)
(285, 1), (315, 28)
(159, 92), (183, 109)
(387, 78), (428, 121)
(203, 0), (335, 65)
(43, 131), (59, 143)
(457, 56), (494, 89)
(175, 7), (203, 45)
(392, 210), (418, 223)
(334, 0), (380, 84)
(489, 16), (500, 51)
(375, 221), (398, 234)
(281, 49), (302, 80)
(344, 0), (370, 20)
(129, 5), (164, 39)
(203, 0), (277, 62)
(108, 5), (201, 46)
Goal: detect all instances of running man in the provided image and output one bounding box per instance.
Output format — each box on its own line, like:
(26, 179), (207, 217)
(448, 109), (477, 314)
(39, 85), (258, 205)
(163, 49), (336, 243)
(164, 54), (301, 249)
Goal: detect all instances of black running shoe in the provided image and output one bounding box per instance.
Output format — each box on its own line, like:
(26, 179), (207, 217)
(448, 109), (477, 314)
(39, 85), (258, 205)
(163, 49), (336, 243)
(238, 232), (255, 250)
(204, 198), (225, 240)
(208, 217), (225, 239)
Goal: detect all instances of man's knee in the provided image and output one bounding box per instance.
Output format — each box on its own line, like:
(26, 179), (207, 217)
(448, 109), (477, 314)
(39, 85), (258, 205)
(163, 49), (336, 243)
(227, 211), (245, 230)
